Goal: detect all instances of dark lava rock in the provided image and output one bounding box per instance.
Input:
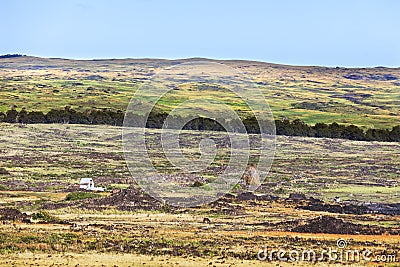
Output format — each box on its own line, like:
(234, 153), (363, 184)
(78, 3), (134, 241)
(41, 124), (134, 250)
(234, 192), (279, 202)
(292, 215), (397, 235)
(87, 186), (166, 211)
(0, 167), (10, 175)
(298, 202), (369, 215)
(344, 74), (363, 80)
(298, 202), (400, 215)
(288, 193), (307, 200)
(0, 208), (30, 222)
(42, 186), (169, 212)
(365, 203), (400, 215)
(237, 192), (258, 201)
(344, 73), (398, 81)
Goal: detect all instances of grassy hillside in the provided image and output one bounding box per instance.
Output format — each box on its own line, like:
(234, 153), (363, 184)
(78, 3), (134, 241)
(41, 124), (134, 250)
(0, 56), (399, 129)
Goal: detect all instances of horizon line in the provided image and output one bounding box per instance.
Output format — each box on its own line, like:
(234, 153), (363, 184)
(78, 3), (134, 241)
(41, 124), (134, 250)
(1, 53), (399, 69)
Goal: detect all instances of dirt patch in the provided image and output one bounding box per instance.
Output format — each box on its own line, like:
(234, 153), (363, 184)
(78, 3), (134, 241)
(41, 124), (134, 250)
(291, 215), (398, 235)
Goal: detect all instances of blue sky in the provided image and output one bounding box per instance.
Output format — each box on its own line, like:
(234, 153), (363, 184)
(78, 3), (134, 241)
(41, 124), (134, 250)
(1, 0), (399, 67)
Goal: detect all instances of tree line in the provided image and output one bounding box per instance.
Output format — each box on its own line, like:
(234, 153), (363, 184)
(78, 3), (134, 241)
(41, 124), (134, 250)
(0, 106), (125, 126)
(0, 106), (398, 142)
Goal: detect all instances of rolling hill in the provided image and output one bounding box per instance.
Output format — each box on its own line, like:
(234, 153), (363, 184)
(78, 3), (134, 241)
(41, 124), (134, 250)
(0, 56), (399, 129)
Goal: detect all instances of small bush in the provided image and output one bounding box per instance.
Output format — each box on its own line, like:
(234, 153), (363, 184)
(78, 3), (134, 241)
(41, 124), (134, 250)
(191, 181), (204, 187)
(65, 191), (101, 201)
(0, 184), (8, 190)
(31, 211), (62, 223)
(232, 183), (242, 190)
(200, 184), (212, 191)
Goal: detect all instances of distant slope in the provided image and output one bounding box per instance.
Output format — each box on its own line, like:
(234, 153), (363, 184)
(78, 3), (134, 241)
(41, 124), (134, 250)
(0, 56), (399, 129)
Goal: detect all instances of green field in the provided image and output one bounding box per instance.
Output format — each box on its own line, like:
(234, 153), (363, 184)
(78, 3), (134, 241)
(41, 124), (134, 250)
(0, 56), (399, 129)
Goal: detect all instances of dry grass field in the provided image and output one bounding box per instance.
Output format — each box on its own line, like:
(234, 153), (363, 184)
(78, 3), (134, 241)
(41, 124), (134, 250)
(0, 123), (398, 266)
(0, 57), (398, 266)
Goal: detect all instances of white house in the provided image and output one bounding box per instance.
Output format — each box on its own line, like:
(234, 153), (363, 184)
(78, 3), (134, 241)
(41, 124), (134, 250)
(79, 178), (105, 192)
